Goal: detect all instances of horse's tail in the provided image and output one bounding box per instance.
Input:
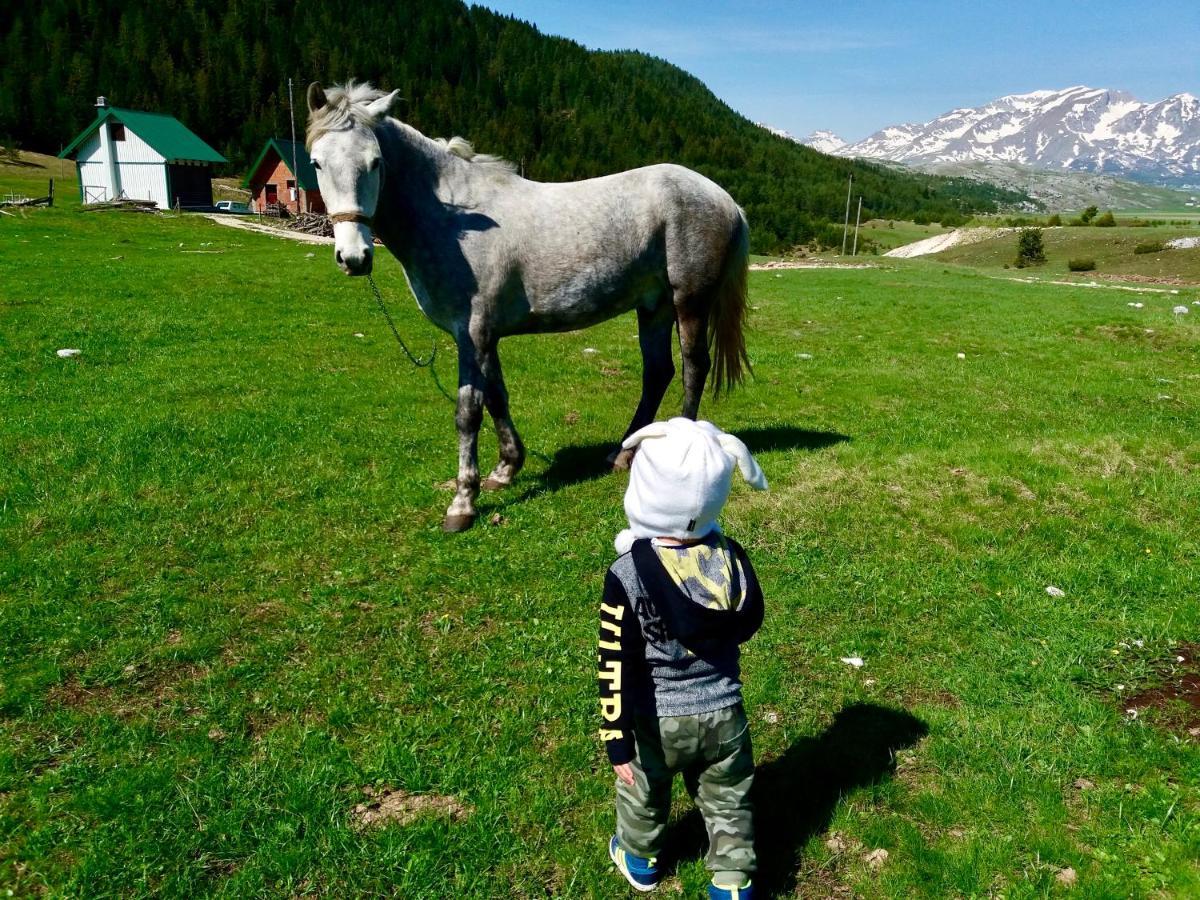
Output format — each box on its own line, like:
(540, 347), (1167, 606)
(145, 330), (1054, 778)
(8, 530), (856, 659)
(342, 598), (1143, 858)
(709, 207), (752, 397)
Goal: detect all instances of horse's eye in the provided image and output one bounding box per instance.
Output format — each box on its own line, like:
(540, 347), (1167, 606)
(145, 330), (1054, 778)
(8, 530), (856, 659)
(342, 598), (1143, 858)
(369, 158), (381, 172)
(312, 160), (321, 171)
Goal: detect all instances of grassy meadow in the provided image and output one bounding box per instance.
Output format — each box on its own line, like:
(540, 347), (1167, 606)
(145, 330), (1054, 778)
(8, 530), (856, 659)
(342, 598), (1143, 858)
(933, 224), (1200, 284)
(2, 165), (1200, 898)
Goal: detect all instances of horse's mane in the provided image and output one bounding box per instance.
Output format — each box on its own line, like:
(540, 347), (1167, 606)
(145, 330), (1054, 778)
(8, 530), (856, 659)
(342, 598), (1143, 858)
(308, 80), (515, 173)
(432, 136), (516, 173)
(306, 81), (386, 148)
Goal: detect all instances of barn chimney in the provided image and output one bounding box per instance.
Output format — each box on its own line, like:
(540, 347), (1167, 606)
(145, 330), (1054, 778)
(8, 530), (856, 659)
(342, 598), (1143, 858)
(95, 96), (108, 109)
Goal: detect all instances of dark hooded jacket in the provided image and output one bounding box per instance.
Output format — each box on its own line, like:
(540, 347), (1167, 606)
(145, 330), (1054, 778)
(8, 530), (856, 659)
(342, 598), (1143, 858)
(598, 534), (763, 765)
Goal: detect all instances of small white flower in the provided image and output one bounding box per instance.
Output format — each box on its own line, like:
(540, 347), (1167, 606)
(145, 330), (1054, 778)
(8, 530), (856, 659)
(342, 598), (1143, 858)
(956, 352), (966, 360)
(1126, 708), (1138, 720)
(1045, 585), (1065, 598)
(840, 656), (865, 668)
(1173, 305), (1189, 315)
(56, 348), (81, 358)
(305, 252), (316, 259)
(353, 333), (365, 338)
(1116, 684), (1125, 691)
(582, 347), (598, 354)
(797, 352), (813, 360)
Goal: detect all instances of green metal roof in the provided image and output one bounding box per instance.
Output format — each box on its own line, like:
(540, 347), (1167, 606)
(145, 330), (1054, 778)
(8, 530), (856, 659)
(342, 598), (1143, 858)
(59, 107), (226, 164)
(243, 138), (319, 192)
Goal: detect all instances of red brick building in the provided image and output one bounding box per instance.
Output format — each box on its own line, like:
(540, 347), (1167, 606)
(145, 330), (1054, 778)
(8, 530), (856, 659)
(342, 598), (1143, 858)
(244, 138), (324, 215)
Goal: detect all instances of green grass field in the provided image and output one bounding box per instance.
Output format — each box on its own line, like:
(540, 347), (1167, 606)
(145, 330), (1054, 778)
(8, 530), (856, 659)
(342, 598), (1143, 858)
(3, 168), (1200, 898)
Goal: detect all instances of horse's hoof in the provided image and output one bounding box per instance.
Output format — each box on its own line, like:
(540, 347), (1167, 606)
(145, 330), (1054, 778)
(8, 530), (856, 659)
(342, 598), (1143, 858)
(610, 448), (636, 471)
(442, 514), (477, 533)
(481, 477), (510, 492)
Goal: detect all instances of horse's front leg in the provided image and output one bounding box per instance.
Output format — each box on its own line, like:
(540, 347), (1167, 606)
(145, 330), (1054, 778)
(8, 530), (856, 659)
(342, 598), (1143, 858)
(443, 340), (486, 533)
(479, 347), (525, 491)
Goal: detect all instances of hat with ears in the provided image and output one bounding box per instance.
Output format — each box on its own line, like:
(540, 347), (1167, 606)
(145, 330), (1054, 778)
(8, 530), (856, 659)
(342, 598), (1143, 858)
(615, 418), (768, 554)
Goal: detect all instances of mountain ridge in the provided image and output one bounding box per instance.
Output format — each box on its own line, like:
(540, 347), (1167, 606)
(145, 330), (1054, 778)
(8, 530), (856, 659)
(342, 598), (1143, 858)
(802, 86), (1200, 185)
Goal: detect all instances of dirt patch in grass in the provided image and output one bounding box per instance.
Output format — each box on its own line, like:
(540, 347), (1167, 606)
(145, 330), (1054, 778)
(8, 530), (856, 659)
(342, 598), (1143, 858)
(47, 678), (114, 709)
(46, 661), (208, 719)
(351, 786), (472, 829)
(1122, 644), (1200, 732)
(1092, 272), (1198, 287)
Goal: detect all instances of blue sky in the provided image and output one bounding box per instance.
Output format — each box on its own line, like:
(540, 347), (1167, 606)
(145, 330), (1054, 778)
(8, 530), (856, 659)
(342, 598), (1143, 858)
(473, 1), (1200, 142)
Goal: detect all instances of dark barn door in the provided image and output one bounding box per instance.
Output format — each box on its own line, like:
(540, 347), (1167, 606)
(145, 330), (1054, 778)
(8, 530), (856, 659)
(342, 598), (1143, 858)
(167, 164), (214, 209)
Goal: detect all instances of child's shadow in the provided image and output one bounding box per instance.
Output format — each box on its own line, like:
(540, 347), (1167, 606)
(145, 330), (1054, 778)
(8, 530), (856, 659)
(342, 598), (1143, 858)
(660, 702), (928, 897)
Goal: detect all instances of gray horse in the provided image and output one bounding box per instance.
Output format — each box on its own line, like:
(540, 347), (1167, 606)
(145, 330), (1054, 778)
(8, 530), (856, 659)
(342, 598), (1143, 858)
(306, 82), (751, 532)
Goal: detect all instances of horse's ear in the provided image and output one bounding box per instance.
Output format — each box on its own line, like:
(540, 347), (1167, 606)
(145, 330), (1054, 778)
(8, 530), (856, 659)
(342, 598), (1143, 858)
(307, 82), (327, 113)
(365, 89), (402, 119)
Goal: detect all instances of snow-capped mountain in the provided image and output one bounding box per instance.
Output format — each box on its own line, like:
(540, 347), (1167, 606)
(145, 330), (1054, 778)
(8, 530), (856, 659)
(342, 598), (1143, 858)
(801, 130), (847, 155)
(756, 122), (800, 142)
(838, 87), (1200, 183)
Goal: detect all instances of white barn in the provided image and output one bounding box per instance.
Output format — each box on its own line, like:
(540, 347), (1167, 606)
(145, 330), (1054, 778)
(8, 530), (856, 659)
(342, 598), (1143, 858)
(58, 97), (226, 209)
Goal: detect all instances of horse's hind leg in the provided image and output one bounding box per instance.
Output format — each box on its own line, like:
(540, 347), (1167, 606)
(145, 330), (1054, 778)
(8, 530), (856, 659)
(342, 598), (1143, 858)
(676, 296), (713, 420)
(612, 303), (676, 470)
(480, 348), (525, 491)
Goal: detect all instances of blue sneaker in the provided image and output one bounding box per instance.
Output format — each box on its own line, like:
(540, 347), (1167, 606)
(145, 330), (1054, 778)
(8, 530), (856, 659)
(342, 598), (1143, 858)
(609, 835), (659, 891)
(708, 878), (754, 900)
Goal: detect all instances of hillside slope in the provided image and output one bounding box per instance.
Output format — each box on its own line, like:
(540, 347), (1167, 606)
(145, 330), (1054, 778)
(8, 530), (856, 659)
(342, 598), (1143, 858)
(0, 0), (1027, 252)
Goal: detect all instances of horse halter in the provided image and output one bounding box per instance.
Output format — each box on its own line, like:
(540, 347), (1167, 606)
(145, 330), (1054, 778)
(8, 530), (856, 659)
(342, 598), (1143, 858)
(329, 211), (375, 228)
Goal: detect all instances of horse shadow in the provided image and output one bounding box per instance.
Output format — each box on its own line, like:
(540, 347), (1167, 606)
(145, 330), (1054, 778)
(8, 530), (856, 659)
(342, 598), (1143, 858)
(657, 702), (928, 898)
(522, 426), (849, 498)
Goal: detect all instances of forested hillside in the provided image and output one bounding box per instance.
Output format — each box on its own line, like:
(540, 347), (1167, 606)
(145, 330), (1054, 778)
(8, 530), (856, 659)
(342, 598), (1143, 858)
(1, 0), (1029, 251)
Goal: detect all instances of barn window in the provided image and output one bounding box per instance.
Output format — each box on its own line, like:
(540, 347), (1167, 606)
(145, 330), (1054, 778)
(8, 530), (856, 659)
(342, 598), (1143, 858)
(111, 123), (126, 141)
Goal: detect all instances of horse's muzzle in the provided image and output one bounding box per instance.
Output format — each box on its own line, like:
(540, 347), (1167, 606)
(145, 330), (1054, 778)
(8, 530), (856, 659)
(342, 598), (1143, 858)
(336, 245), (373, 276)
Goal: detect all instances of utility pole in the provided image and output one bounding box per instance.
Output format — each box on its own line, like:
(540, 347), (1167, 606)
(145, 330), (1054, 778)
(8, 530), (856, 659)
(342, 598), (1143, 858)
(841, 173), (853, 255)
(852, 196), (863, 256)
(288, 78), (300, 212)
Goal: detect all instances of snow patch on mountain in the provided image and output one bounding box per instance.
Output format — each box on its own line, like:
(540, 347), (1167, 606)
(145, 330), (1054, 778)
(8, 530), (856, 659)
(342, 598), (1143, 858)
(801, 130), (848, 154)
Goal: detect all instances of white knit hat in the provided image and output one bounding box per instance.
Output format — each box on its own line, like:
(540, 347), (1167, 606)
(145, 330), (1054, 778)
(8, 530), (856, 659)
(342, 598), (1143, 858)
(615, 418), (768, 554)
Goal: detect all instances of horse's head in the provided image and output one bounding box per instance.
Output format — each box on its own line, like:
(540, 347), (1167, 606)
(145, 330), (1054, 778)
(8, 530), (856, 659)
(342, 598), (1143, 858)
(306, 81), (400, 276)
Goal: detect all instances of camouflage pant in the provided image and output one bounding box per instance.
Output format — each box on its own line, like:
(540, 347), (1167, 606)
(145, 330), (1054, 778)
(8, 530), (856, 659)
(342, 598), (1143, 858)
(615, 703), (755, 880)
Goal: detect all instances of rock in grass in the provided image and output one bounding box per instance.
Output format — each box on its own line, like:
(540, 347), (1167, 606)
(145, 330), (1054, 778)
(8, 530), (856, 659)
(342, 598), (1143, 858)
(863, 847), (889, 869)
(56, 348), (81, 358)
(1046, 585), (1066, 598)
(1056, 867), (1077, 887)
(1173, 305), (1189, 315)
(840, 656), (865, 668)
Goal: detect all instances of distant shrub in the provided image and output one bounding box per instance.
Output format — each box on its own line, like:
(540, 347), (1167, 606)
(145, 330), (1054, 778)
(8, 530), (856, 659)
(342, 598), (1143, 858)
(1046, 214), (1062, 226)
(938, 211), (969, 228)
(1014, 228), (1046, 268)
(1134, 240), (1164, 255)
(1094, 210), (1117, 227)
(1080, 205), (1099, 224)
(1068, 257), (1096, 272)
(1002, 215), (1046, 227)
